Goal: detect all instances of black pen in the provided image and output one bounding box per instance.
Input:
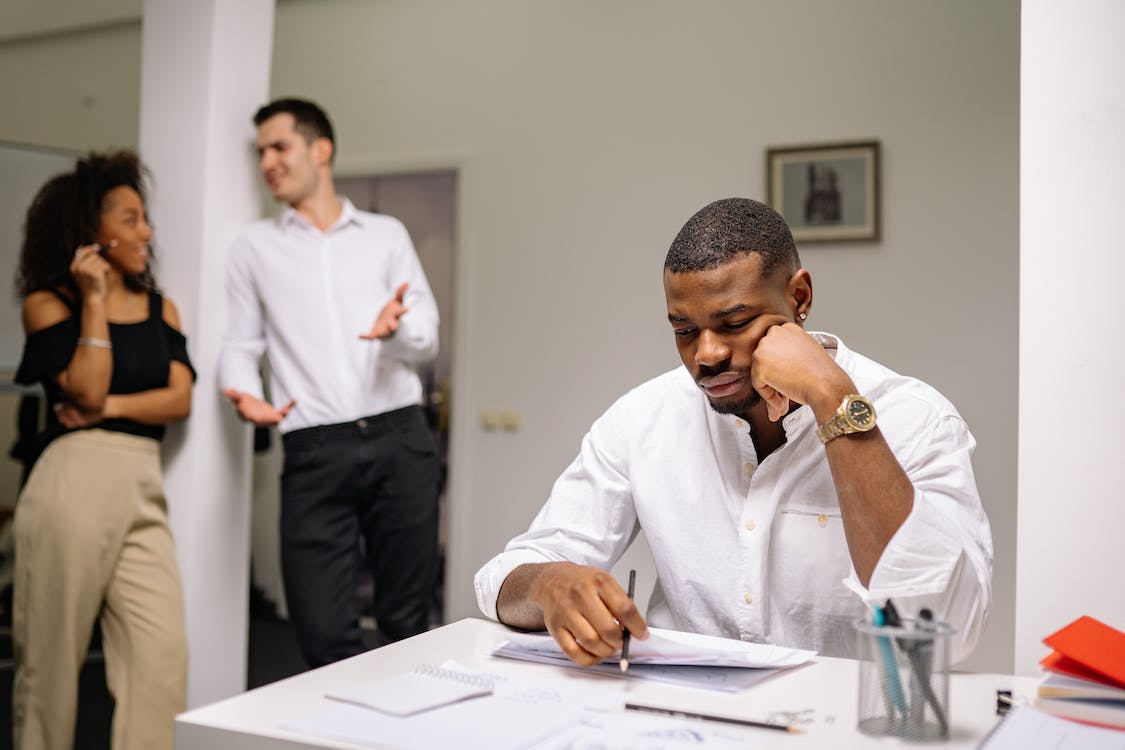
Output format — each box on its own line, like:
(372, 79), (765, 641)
(625, 703), (803, 734)
(619, 569), (636, 672)
(912, 608), (948, 734)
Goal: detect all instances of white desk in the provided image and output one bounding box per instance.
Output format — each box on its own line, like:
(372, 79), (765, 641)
(177, 618), (1036, 749)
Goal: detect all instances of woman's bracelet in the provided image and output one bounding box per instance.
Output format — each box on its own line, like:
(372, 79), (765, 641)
(77, 337), (112, 349)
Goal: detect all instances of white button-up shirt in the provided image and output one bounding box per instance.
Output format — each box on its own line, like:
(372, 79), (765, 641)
(219, 199), (438, 433)
(475, 333), (992, 663)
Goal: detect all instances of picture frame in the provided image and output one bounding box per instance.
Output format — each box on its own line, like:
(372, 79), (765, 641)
(766, 140), (880, 243)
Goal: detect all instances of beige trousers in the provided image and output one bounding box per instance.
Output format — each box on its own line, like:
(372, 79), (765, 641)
(12, 430), (187, 750)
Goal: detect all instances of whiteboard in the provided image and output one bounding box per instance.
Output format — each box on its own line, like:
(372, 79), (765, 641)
(0, 142), (79, 372)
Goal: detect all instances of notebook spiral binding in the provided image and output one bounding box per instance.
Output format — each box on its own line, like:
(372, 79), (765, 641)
(414, 664), (495, 689)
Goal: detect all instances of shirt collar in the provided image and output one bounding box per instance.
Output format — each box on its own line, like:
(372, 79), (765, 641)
(277, 197), (361, 233)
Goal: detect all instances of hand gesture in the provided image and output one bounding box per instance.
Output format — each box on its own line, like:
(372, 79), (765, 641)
(750, 322), (853, 422)
(530, 562), (649, 667)
(70, 243), (112, 298)
(359, 282), (409, 340)
(222, 389), (295, 427)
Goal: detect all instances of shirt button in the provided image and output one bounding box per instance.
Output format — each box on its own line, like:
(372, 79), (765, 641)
(744, 519), (756, 531)
(357, 418), (368, 429)
(817, 514), (828, 527)
(735, 419), (744, 429)
(744, 592), (753, 605)
(743, 462), (755, 475)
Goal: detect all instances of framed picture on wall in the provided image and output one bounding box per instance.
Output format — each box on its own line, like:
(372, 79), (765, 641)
(766, 140), (880, 243)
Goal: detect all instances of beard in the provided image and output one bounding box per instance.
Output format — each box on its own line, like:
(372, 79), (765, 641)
(704, 388), (760, 416)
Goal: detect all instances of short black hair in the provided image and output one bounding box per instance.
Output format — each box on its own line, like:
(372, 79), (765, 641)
(665, 198), (801, 279)
(253, 97), (335, 148)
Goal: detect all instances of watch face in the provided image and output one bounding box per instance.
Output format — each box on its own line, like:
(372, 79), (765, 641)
(846, 397), (875, 429)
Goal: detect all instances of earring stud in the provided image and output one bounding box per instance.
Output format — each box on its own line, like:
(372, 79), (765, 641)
(799, 312), (808, 321)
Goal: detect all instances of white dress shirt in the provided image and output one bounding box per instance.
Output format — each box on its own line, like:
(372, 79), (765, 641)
(219, 199), (438, 433)
(475, 333), (993, 663)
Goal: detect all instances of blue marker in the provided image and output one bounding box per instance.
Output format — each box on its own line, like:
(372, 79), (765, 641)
(873, 606), (908, 718)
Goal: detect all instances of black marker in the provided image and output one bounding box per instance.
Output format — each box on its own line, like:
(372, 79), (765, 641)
(619, 569), (636, 672)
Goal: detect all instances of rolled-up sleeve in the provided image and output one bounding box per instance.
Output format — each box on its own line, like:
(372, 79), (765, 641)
(844, 414), (993, 663)
(474, 396), (639, 621)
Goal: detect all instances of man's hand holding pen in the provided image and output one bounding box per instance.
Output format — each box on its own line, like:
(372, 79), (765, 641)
(523, 562), (648, 667)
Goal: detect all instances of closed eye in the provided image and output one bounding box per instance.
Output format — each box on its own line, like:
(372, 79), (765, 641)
(723, 319), (752, 331)
(673, 327), (697, 338)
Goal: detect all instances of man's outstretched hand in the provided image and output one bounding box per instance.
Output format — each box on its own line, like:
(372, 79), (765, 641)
(360, 282), (409, 340)
(222, 389), (295, 427)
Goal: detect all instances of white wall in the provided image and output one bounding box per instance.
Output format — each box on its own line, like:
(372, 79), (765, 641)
(1016, 0), (1125, 675)
(0, 0), (1020, 673)
(0, 19), (141, 150)
(268, 0), (1019, 672)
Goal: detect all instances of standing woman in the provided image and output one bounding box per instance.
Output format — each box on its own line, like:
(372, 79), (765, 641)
(11, 151), (193, 750)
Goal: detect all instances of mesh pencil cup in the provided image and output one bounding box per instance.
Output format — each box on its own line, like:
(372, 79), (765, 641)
(854, 616), (955, 741)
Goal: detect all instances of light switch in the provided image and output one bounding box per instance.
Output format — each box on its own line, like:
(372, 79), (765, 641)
(500, 410), (521, 431)
(480, 410), (500, 431)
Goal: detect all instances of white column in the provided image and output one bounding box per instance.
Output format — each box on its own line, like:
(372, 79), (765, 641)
(138, 0), (274, 706)
(1017, 0), (1125, 674)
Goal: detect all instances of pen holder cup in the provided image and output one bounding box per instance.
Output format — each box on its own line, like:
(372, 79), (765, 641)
(854, 617), (955, 742)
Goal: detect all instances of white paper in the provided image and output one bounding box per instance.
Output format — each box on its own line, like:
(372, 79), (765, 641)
(978, 706), (1125, 750)
(529, 711), (763, 750)
(282, 661), (618, 750)
(493, 641), (781, 693)
(1039, 671), (1125, 701)
(499, 626), (816, 668)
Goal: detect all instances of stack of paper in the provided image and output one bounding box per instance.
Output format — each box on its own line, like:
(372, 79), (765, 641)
(1033, 615), (1125, 730)
(499, 625), (816, 668)
(493, 626), (814, 692)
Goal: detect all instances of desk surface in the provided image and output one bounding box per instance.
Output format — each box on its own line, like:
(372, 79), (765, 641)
(177, 618), (1035, 749)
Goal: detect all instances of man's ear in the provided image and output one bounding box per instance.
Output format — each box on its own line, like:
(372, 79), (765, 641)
(313, 137), (334, 168)
(787, 268), (813, 320)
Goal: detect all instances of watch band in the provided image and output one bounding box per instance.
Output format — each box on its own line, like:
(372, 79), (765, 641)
(816, 416), (849, 444)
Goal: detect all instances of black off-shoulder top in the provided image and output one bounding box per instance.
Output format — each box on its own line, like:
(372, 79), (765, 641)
(14, 289), (196, 447)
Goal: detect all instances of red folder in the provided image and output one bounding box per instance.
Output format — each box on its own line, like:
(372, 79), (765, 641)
(1040, 616), (1125, 689)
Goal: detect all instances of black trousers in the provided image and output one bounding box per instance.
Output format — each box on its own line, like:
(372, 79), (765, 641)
(279, 405), (441, 668)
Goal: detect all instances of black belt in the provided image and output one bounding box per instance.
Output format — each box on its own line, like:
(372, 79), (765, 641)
(282, 405), (422, 448)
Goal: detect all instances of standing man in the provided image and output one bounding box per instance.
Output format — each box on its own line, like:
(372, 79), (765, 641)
(220, 98), (442, 667)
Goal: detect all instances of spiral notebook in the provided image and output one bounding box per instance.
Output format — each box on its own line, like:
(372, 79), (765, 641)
(326, 664), (494, 716)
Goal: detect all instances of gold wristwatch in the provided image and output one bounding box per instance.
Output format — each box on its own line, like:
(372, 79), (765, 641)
(816, 394), (877, 444)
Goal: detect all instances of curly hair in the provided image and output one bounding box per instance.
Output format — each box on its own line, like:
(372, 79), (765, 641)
(15, 149), (159, 301)
(665, 197), (801, 280)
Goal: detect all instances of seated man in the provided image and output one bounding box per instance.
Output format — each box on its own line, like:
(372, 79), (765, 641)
(474, 197), (992, 666)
